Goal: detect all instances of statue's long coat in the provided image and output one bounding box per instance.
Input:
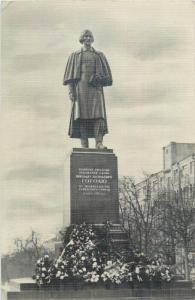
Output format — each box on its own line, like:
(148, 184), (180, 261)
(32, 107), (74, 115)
(63, 48), (112, 138)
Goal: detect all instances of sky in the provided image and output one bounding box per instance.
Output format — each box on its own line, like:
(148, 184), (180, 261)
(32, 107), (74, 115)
(1, 0), (195, 253)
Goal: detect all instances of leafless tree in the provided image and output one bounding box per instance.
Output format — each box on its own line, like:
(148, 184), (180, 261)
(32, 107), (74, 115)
(2, 230), (52, 282)
(119, 176), (162, 257)
(14, 230), (45, 259)
(119, 174), (195, 279)
(160, 185), (195, 280)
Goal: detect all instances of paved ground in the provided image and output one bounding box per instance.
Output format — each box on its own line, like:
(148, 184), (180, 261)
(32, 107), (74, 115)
(2, 280), (195, 300)
(2, 296), (195, 300)
(2, 290), (195, 300)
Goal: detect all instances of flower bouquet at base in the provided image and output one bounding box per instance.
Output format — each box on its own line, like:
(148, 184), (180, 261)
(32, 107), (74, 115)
(34, 222), (175, 289)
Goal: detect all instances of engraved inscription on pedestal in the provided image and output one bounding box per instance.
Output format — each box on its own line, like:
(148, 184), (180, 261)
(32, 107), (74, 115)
(70, 148), (119, 224)
(76, 167), (112, 195)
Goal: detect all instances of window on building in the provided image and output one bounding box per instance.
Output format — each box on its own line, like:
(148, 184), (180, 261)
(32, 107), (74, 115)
(181, 165), (187, 177)
(190, 161), (193, 174)
(190, 253), (195, 268)
(183, 186), (189, 200)
(174, 169), (178, 182)
(182, 165), (187, 173)
(143, 186), (146, 196)
(167, 177), (171, 190)
(153, 181), (158, 192)
(190, 184), (193, 197)
(160, 177), (163, 189)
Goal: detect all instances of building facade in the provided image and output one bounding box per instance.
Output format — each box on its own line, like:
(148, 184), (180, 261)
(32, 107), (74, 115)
(136, 142), (195, 200)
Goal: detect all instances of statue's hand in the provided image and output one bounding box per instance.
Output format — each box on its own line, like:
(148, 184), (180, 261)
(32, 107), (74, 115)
(68, 83), (76, 102)
(69, 92), (75, 102)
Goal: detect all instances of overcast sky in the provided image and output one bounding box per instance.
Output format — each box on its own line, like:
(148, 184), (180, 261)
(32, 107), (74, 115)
(1, 0), (195, 253)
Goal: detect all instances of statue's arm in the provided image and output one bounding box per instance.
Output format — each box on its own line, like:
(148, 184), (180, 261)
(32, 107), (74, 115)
(63, 52), (79, 101)
(96, 51), (113, 86)
(68, 83), (76, 102)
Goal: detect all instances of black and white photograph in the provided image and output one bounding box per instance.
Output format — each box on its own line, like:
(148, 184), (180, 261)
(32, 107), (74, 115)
(1, 0), (195, 299)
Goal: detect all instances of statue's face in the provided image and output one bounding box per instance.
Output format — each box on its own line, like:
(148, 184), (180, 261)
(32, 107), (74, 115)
(82, 32), (93, 47)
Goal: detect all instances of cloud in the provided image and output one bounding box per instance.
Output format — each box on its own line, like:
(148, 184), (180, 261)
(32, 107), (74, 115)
(128, 28), (185, 60)
(6, 198), (61, 218)
(9, 53), (59, 73)
(6, 163), (61, 181)
(19, 135), (65, 149)
(124, 113), (181, 126)
(107, 82), (173, 112)
(2, 2), (67, 29)
(7, 199), (62, 219)
(3, 85), (66, 118)
(30, 103), (62, 119)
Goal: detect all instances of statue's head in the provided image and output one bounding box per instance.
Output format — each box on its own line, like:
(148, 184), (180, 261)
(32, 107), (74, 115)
(79, 30), (94, 45)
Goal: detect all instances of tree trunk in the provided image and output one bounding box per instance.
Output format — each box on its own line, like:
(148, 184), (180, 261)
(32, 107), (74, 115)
(144, 230), (149, 256)
(183, 246), (190, 280)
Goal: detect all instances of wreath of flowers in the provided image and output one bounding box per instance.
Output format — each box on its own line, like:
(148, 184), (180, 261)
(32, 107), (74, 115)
(34, 223), (174, 287)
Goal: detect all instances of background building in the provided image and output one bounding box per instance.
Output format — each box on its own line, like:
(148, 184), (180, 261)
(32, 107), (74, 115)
(136, 142), (195, 200)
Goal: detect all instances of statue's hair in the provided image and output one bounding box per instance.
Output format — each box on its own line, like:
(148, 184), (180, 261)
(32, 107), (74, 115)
(79, 30), (94, 44)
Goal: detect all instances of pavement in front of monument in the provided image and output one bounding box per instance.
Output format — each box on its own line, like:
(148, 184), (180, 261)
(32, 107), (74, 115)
(2, 289), (195, 300)
(2, 295), (195, 300)
(2, 279), (195, 300)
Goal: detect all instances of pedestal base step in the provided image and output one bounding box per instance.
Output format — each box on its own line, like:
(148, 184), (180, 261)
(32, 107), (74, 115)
(3, 278), (194, 300)
(3, 288), (195, 300)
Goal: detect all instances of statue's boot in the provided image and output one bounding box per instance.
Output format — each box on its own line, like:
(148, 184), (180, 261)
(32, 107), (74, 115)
(81, 138), (89, 148)
(95, 135), (107, 149)
(96, 142), (107, 149)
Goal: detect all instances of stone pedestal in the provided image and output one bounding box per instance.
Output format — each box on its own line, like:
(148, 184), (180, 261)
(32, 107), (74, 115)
(70, 148), (119, 224)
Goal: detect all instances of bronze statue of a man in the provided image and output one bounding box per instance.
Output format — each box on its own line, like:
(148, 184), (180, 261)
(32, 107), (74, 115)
(63, 30), (112, 149)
